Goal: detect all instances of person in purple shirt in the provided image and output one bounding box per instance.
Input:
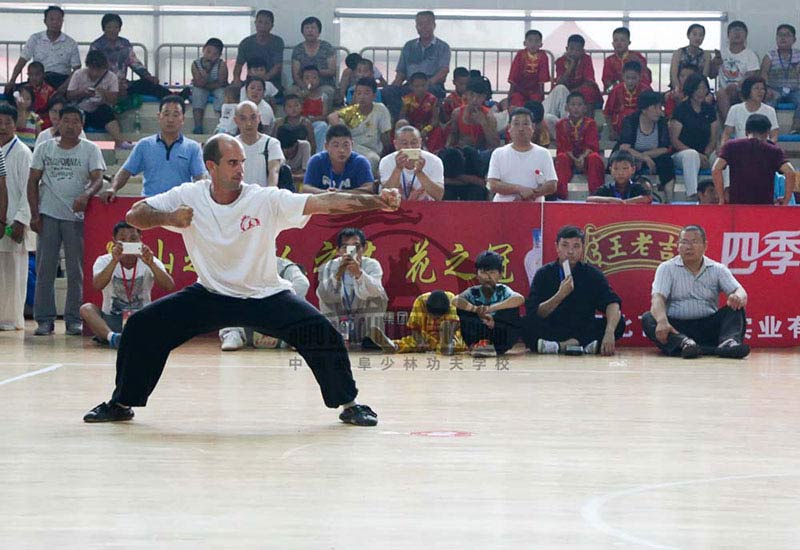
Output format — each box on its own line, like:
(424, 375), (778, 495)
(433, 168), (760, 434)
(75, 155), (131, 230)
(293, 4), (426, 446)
(712, 114), (795, 205)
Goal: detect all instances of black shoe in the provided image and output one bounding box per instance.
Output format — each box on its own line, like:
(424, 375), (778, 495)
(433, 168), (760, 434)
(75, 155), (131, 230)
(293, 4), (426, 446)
(680, 338), (702, 359)
(339, 404), (378, 426)
(716, 341), (751, 359)
(83, 401), (134, 423)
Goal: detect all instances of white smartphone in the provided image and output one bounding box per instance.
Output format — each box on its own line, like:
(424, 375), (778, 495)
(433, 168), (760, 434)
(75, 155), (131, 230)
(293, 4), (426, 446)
(346, 245), (357, 258)
(562, 259), (572, 278)
(402, 148), (421, 160)
(121, 242), (143, 255)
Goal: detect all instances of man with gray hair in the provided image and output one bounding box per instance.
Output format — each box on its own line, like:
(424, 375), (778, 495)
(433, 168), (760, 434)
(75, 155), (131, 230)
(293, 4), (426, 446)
(641, 224), (750, 359)
(84, 133), (401, 426)
(378, 125), (444, 200)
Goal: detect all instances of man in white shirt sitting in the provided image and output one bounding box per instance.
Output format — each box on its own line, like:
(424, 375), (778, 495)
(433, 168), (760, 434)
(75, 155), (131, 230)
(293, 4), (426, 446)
(83, 134), (400, 427)
(378, 126), (444, 200)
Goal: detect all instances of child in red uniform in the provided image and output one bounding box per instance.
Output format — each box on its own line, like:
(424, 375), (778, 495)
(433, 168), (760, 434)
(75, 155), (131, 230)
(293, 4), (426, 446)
(399, 72), (441, 149)
(602, 27), (652, 92)
(555, 92), (605, 199)
(554, 34), (603, 110)
(604, 61), (652, 138)
(447, 76), (499, 151)
(508, 30), (551, 107)
(441, 67), (469, 123)
(26, 61), (57, 129)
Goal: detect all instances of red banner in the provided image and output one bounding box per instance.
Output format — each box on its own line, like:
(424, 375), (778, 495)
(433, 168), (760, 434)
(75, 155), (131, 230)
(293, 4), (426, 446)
(83, 198), (800, 347)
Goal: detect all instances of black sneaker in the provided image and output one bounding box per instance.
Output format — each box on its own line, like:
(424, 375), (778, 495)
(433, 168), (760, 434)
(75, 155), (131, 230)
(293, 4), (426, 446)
(83, 402), (134, 423)
(680, 338), (702, 359)
(339, 404), (378, 426)
(716, 341), (751, 359)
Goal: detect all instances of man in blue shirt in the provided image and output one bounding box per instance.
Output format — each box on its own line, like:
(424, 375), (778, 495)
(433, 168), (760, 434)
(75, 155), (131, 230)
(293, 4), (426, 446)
(101, 95), (206, 201)
(303, 124), (375, 193)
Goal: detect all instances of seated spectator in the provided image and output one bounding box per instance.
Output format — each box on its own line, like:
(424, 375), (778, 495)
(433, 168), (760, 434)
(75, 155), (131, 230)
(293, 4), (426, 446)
(762, 24), (800, 134)
(441, 66), (469, 123)
(243, 76), (276, 134)
(603, 61), (651, 139)
(713, 113), (795, 205)
(190, 38), (228, 134)
(438, 146), (489, 201)
(488, 107), (557, 202)
(399, 72), (441, 148)
(617, 91), (675, 192)
(664, 64), (698, 118)
(290, 16), (337, 98)
(220, 257), (310, 350)
(508, 30), (550, 107)
(555, 92), (604, 199)
(232, 10), (284, 93)
(12, 86), (42, 149)
(547, 34), (603, 120)
(102, 96), (205, 200)
(233, 101), (285, 187)
(447, 76), (499, 151)
(588, 150), (653, 204)
(669, 73), (719, 202)
(344, 57), (384, 105)
(24, 62), (57, 129)
(66, 50), (131, 150)
(670, 24), (717, 90)
(722, 77), (779, 144)
(274, 94), (317, 152)
(33, 96), (86, 148)
(328, 78), (392, 173)
(382, 11), (451, 119)
(522, 224), (625, 355)
(452, 250), (524, 357)
(80, 221), (174, 348)
(297, 66), (330, 152)
(90, 13), (172, 103)
(316, 227), (388, 349)
(602, 27), (652, 92)
(237, 58), (279, 103)
(379, 125), (444, 200)
(716, 21), (760, 120)
(641, 224), (750, 359)
(523, 100), (552, 147)
(278, 126), (311, 186)
(0, 103), (33, 331)
(213, 86), (240, 135)
(696, 179), (719, 204)
(370, 290), (465, 355)
(303, 124), (374, 193)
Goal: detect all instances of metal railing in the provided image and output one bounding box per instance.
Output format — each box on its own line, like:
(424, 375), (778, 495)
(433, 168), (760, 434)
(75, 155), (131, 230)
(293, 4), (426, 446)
(154, 43), (351, 88)
(360, 47), (675, 94)
(0, 41), (147, 88)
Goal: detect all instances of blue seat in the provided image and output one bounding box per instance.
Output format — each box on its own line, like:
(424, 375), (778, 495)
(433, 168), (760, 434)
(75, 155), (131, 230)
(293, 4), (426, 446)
(777, 102), (796, 110)
(674, 168), (711, 176)
(777, 134), (800, 142)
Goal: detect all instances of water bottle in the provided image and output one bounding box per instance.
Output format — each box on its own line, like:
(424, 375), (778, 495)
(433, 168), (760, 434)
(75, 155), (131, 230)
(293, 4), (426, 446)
(133, 111), (141, 133)
(339, 317), (350, 349)
(524, 228), (543, 286)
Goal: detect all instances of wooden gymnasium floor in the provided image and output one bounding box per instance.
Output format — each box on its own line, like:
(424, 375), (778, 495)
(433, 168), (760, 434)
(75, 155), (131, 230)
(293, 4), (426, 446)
(2, 320), (800, 549)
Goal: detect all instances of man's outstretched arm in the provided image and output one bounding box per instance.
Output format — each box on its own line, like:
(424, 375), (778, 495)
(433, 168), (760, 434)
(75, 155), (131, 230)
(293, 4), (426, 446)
(126, 200), (194, 230)
(303, 188), (400, 216)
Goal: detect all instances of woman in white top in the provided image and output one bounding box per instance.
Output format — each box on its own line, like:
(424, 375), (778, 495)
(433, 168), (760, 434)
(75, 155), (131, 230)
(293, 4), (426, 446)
(721, 76), (780, 145)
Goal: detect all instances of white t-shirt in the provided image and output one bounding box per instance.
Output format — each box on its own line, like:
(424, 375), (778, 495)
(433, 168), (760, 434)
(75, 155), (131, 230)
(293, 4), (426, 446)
(33, 128), (87, 150)
(93, 254), (165, 315)
(240, 82), (279, 101)
(237, 134), (285, 186)
(378, 150), (444, 201)
(487, 143), (557, 202)
(724, 102), (779, 138)
(145, 180), (310, 299)
(350, 103), (392, 154)
(256, 100), (275, 131)
(719, 47), (760, 88)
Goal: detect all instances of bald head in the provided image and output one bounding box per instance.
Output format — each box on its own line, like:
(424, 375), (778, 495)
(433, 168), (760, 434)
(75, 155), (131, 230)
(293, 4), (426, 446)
(203, 133), (243, 164)
(235, 100), (261, 136)
(235, 100), (258, 116)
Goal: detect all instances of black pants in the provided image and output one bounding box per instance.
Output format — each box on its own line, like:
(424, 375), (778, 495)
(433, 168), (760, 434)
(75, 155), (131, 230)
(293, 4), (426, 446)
(44, 72), (69, 89)
(458, 308), (520, 354)
(127, 78), (171, 99)
(522, 313), (626, 350)
(443, 183), (488, 201)
(84, 104), (116, 129)
(111, 285), (358, 409)
(641, 307), (746, 355)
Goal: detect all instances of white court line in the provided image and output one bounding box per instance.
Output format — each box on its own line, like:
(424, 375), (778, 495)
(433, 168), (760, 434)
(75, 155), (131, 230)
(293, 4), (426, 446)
(0, 363), (64, 387)
(281, 442), (320, 459)
(580, 472), (798, 549)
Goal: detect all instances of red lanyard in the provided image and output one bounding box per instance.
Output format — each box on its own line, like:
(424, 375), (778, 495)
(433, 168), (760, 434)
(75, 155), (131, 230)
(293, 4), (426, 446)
(120, 262), (137, 305)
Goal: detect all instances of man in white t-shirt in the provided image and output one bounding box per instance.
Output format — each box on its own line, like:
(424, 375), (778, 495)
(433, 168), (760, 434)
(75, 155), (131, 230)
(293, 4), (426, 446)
(80, 221), (174, 348)
(379, 126), (444, 200)
(234, 101), (284, 187)
(487, 108), (557, 202)
(715, 20), (761, 120)
(83, 133), (400, 427)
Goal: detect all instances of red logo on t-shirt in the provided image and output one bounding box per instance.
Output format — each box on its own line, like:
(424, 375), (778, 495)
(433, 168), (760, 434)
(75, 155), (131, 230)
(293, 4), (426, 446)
(240, 215), (261, 232)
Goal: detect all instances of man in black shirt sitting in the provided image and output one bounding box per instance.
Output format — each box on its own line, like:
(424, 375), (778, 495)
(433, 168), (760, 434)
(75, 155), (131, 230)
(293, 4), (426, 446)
(522, 225), (625, 355)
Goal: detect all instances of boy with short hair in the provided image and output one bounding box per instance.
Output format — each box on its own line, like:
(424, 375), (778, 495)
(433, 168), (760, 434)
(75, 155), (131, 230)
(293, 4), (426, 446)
(441, 66), (470, 122)
(237, 57), (279, 102)
(604, 61), (652, 137)
(523, 100), (551, 146)
(588, 150), (653, 204)
(345, 58), (384, 104)
(303, 124), (375, 193)
(602, 27), (652, 92)
(79, 221), (174, 348)
(508, 30), (551, 107)
(716, 20), (760, 119)
(370, 290), (466, 355)
(447, 76), (499, 150)
(190, 38), (228, 134)
(273, 94), (317, 152)
(25, 61), (56, 128)
(452, 250), (524, 357)
(399, 72), (440, 143)
(277, 126), (311, 185)
(554, 34), (602, 109)
(297, 65), (330, 150)
(555, 92), (605, 199)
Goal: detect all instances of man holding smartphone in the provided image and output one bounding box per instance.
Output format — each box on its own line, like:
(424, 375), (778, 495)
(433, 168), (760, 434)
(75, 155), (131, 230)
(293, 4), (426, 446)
(79, 221), (174, 348)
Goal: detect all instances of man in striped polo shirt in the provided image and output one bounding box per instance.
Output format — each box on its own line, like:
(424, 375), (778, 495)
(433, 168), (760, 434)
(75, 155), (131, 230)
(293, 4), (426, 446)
(641, 224), (750, 359)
